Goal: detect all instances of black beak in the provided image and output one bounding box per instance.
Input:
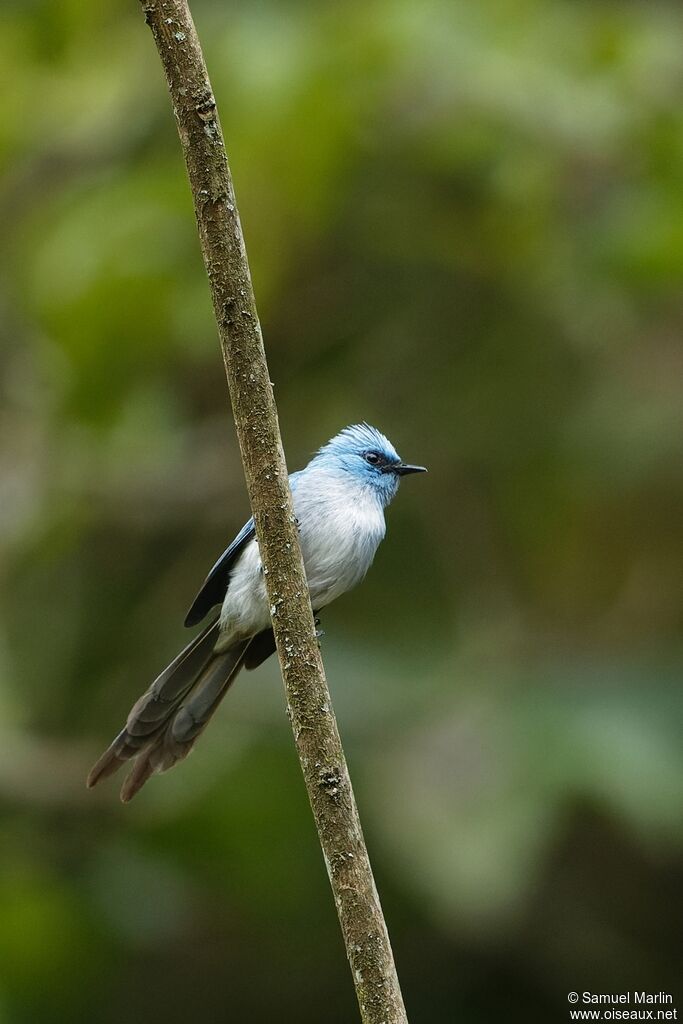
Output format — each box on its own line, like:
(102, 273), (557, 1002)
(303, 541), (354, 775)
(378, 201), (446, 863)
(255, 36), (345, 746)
(394, 463), (427, 476)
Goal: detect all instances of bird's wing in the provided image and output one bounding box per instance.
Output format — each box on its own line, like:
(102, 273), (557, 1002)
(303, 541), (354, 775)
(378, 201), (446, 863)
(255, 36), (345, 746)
(184, 517), (256, 627)
(183, 471), (304, 628)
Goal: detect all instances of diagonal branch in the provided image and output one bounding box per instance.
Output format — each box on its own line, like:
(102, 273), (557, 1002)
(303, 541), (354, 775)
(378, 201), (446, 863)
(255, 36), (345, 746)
(137, 2), (408, 1021)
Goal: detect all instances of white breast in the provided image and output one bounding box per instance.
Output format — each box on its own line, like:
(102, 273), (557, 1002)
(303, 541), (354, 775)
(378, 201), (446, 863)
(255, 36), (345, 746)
(217, 469), (386, 647)
(296, 474), (386, 610)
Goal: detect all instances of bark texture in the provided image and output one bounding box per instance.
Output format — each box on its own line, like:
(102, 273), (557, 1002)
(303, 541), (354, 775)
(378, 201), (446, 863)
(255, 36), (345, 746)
(137, 3), (408, 1021)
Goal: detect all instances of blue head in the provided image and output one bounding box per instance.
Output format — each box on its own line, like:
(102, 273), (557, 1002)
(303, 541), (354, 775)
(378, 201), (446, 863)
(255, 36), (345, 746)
(312, 423), (426, 507)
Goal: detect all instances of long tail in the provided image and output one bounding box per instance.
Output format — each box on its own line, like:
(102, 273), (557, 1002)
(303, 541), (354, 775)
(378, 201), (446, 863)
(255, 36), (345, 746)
(87, 619), (249, 802)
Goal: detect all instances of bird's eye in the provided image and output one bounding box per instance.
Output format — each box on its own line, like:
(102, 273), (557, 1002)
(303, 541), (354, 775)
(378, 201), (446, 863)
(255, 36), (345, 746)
(364, 451), (380, 466)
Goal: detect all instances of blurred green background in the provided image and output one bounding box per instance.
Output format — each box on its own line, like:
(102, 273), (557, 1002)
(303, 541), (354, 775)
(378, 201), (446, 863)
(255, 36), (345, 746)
(1, 0), (682, 1021)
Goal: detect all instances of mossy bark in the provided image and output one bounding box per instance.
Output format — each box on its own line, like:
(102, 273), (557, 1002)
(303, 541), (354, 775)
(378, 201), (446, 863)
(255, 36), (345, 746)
(137, 3), (408, 1021)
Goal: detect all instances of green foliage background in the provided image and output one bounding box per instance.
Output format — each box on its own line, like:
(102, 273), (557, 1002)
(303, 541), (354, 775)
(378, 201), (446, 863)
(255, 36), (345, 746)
(1, 0), (682, 1020)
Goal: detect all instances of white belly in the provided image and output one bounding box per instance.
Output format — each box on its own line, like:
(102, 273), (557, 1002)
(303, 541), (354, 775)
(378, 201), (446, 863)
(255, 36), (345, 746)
(217, 538), (269, 645)
(217, 476), (386, 647)
(298, 492), (385, 609)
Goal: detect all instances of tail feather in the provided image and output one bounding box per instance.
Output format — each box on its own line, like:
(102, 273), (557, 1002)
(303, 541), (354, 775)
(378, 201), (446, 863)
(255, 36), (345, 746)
(118, 642), (249, 802)
(87, 619), (248, 799)
(171, 644), (248, 743)
(87, 618), (220, 789)
(124, 618), (221, 735)
(88, 621), (278, 802)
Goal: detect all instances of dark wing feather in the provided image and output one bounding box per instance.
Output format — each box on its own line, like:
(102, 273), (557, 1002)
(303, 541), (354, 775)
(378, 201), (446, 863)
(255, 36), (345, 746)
(243, 628), (277, 669)
(184, 518), (256, 627)
(185, 472), (307, 628)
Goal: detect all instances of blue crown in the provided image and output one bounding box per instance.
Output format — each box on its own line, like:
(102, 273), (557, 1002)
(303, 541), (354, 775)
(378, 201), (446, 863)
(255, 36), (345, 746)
(318, 423), (399, 462)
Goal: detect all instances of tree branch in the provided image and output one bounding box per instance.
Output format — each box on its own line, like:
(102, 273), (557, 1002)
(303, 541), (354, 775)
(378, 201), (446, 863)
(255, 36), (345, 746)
(137, 2), (408, 1021)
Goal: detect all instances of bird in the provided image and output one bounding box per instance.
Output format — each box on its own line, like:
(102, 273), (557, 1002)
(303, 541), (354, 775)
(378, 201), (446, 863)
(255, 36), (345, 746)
(87, 423), (426, 801)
